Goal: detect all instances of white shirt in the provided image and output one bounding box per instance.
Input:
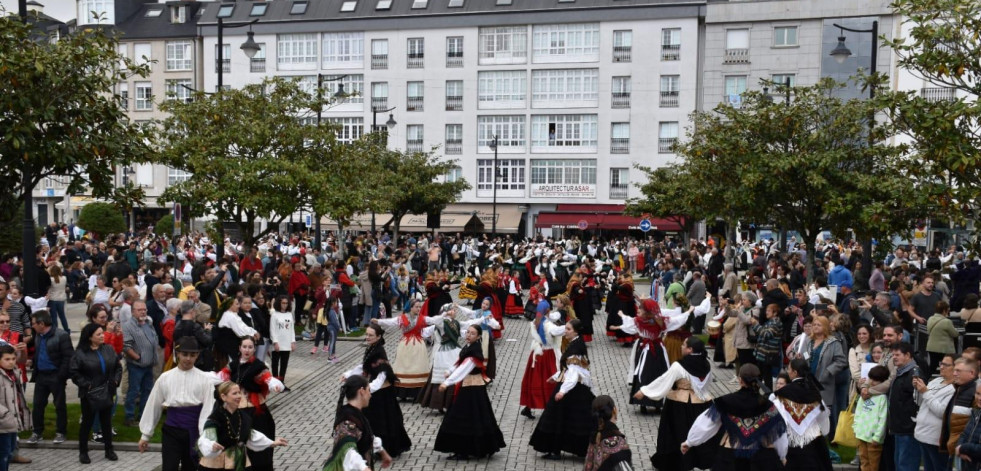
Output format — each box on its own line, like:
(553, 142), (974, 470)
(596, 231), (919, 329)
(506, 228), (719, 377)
(198, 426), (274, 458)
(218, 310), (256, 338)
(139, 367), (221, 441)
(268, 310), (295, 351)
(639, 361), (713, 402)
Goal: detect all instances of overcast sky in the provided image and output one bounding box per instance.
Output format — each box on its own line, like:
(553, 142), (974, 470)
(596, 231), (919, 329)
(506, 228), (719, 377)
(3, 0), (76, 22)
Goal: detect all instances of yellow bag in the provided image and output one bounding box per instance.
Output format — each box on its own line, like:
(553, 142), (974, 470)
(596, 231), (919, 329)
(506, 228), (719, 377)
(832, 394), (859, 448)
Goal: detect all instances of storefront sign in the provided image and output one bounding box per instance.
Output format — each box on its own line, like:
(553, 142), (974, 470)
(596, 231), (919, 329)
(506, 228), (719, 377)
(530, 184), (596, 198)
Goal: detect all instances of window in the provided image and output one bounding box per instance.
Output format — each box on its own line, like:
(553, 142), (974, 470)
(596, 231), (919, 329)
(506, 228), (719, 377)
(725, 29), (750, 63)
(322, 32), (364, 68)
(250, 3), (267, 16)
(478, 159), (525, 195)
(326, 117), (364, 143)
(323, 75), (364, 104)
(407, 81), (424, 111)
(407, 125), (424, 152)
(446, 166), (463, 182)
(376, 0), (392, 9)
(215, 43), (230, 73)
(609, 168), (629, 199)
(168, 168), (192, 186)
(117, 83), (128, 110)
(145, 8), (162, 17)
(290, 1), (308, 14)
(371, 82), (388, 111)
(659, 75), (679, 107)
(165, 79), (192, 103)
(496, 0), (513, 4)
(341, 1), (358, 11)
(530, 159), (596, 186)
(613, 30), (631, 62)
(407, 38), (424, 68)
(724, 75), (747, 106)
(661, 28), (680, 60)
(532, 23), (600, 63)
(134, 43), (152, 69)
(445, 124), (463, 154)
(216, 4), (235, 18)
(284, 75), (318, 96)
(611, 123), (629, 154)
(412, 0), (428, 8)
(371, 39), (388, 69)
(135, 82), (153, 111)
(477, 115), (525, 152)
(445, 81), (463, 111)
(79, 0), (113, 24)
(658, 122), (679, 153)
(773, 26), (798, 47)
(478, 26), (527, 65)
(531, 69), (598, 108)
(446, 36), (464, 67)
(251, 43), (267, 72)
(165, 40), (192, 71)
(531, 115), (597, 152)
(611, 76), (630, 109)
(448, 0), (464, 7)
(478, 71), (527, 109)
(278, 34), (318, 70)
(171, 5), (186, 23)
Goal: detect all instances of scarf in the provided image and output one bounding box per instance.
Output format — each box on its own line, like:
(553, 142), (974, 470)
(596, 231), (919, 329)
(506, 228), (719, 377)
(560, 336), (589, 371)
(203, 406), (253, 471)
(678, 350), (711, 380)
(709, 388), (786, 458)
(329, 404), (374, 466)
(440, 318), (462, 350)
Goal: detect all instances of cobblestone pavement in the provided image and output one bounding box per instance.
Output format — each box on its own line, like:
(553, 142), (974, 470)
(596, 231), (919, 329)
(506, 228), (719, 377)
(20, 287), (749, 471)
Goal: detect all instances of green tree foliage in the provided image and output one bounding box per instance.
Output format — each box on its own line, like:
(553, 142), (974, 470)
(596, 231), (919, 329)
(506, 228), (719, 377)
(77, 202), (126, 237)
(626, 166), (708, 244)
(0, 13), (156, 223)
(155, 214), (174, 238)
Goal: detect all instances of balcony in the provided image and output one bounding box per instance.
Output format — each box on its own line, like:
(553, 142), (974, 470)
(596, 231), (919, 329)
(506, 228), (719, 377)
(609, 183), (629, 200)
(921, 87), (956, 102)
(445, 96), (463, 111)
(723, 48), (750, 64)
(661, 44), (680, 61)
(660, 91), (679, 107)
(215, 58), (230, 73)
(407, 96), (424, 111)
(371, 97), (389, 111)
(611, 92), (630, 109)
(445, 139), (462, 154)
(250, 58), (265, 73)
(371, 54), (388, 69)
(611, 138), (630, 154)
(407, 139), (424, 152)
(407, 54), (424, 69)
(658, 138), (676, 153)
(446, 52), (463, 68)
(613, 46), (631, 62)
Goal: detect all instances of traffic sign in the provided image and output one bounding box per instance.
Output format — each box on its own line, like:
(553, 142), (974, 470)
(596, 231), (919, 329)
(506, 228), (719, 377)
(639, 219), (652, 232)
(577, 219), (589, 230)
(305, 215), (312, 226)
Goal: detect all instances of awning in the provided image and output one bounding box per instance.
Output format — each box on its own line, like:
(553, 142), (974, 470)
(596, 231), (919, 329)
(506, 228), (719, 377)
(535, 213), (683, 232)
(442, 203), (522, 234)
(319, 213), (392, 231)
(396, 213), (484, 233)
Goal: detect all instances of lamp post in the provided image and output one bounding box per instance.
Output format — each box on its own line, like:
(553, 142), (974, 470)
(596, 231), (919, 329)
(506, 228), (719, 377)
(314, 74), (350, 251)
(489, 135), (499, 236)
(18, 0), (38, 296)
(370, 106), (397, 234)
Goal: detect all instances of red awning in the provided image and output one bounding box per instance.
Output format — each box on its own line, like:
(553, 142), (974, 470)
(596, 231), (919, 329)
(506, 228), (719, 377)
(535, 213), (683, 232)
(554, 204), (626, 213)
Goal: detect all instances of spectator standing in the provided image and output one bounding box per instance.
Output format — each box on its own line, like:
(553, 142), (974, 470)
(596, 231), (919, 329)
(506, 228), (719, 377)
(954, 382), (981, 471)
(853, 365), (890, 471)
(802, 315), (848, 441)
(908, 274), (941, 326)
(926, 300), (959, 373)
(912, 354), (955, 471)
(940, 358), (978, 461)
(686, 272), (707, 334)
(122, 301), (157, 427)
(69, 323), (122, 464)
(269, 296), (295, 390)
(887, 342), (922, 471)
(25, 310), (73, 445)
(0, 344), (31, 470)
(46, 265), (69, 334)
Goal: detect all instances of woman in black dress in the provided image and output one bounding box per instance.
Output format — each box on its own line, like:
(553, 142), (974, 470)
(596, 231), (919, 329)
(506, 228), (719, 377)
(529, 318), (596, 460)
(219, 337), (284, 471)
(568, 272), (596, 342)
(584, 395), (634, 471)
(434, 324), (506, 460)
(321, 375), (394, 471)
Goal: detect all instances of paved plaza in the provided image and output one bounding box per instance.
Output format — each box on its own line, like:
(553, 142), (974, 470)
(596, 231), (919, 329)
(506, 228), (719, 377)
(17, 286), (747, 471)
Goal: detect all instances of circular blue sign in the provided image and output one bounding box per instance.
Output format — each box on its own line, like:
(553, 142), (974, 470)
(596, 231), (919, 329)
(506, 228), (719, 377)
(639, 219), (652, 232)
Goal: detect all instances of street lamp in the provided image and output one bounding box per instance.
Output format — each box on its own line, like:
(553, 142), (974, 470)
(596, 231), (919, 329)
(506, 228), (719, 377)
(762, 77), (792, 251)
(489, 135), (499, 236)
(313, 74), (352, 250)
(829, 21), (879, 99)
(369, 106), (397, 233)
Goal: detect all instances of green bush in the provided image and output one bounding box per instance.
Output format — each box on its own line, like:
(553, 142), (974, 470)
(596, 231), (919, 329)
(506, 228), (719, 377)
(77, 202), (126, 238)
(155, 214), (174, 237)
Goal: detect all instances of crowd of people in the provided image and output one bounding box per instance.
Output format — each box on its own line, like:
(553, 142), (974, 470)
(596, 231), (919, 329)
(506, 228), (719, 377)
(4, 225), (981, 471)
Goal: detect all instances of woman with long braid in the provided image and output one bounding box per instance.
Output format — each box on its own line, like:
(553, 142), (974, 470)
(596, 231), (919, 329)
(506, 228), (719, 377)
(322, 375), (393, 471)
(584, 395), (634, 471)
(772, 359), (833, 471)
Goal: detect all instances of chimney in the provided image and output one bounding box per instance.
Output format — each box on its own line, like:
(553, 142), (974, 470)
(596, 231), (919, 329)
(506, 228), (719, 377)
(26, 0), (43, 13)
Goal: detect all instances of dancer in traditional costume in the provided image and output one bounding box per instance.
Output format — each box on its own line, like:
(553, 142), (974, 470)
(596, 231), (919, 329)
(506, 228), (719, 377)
(217, 337), (284, 471)
(529, 318), (596, 460)
(605, 273), (623, 339)
(608, 272), (637, 346)
(433, 325), (506, 460)
(474, 269), (504, 339)
(772, 359), (833, 471)
(371, 299), (437, 401)
(635, 337), (716, 470)
(340, 325), (412, 458)
(519, 299), (565, 419)
(455, 299), (502, 380)
(568, 270), (596, 342)
(681, 364), (788, 471)
(322, 375), (393, 471)
(584, 395), (634, 471)
(663, 294), (692, 363)
(504, 269), (525, 319)
(553, 293), (577, 353)
(198, 381), (288, 471)
(611, 299), (677, 414)
(417, 304), (464, 413)
(421, 278), (446, 318)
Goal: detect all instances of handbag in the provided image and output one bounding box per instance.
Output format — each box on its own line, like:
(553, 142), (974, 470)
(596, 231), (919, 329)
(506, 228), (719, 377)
(86, 383), (114, 411)
(832, 394), (860, 447)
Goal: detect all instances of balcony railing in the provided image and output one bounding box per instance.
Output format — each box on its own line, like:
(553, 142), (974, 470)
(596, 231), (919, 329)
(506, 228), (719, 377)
(215, 58), (230, 73)
(445, 139), (462, 154)
(250, 58), (265, 73)
(658, 138), (676, 153)
(371, 97), (389, 111)
(661, 44), (680, 61)
(407, 139), (424, 152)
(609, 183), (629, 200)
(446, 52), (463, 68)
(611, 92), (630, 109)
(611, 138), (630, 154)
(446, 96), (463, 111)
(407, 54), (424, 68)
(407, 96), (424, 111)
(921, 87), (956, 102)
(613, 46), (631, 62)
(723, 48), (750, 64)
(660, 91), (679, 107)
(371, 54), (388, 69)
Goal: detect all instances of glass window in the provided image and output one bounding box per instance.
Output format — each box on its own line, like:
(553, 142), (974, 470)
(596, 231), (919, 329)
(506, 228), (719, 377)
(407, 38), (424, 58)
(771, 73), (796, 87)
(376, 0), (393, 10)
(478, 71), (527, 109)
(446, 80), (463, 97)
(529, 159), (596, 185)
(412, 0), (428, 8)
(447, 36), (464, 57)
(446, 124), (463, 141)
(496, 0), (512, 5)
(659, 122), (679, 138)
(290, 1), (308, 14)
(531, 69), (599, 108)
(277, 33), (318, 70)
(530, 115), (598, 151)
(477, 159), (525, 193)
(117, 83), (128, 110)
(79, 0), (114, 24)
(325, 117), (365, 143)
(165, 79), (192, 103)
(448, 0), (464, 7)
(726, 29), (750, 49)
(613, 30), (631, 47)
(341, 1), (358, 11)
(477, 115), (525, 151)
(322, 32), (364, 68)
(216, 4), (234, 18)
(478, 26), (527, 65)
(135, 82), (153, 111)
(661, 28), (681, 60)
(168, 168), (191, 185)
(532, 23), (600, 62)
(724, 75), (747, 97)
(321, 74), (364, 104)
(250, 3), (267, 16)
(774, 26), (798, 47)
(165, 40), (192, 71)
(145, 8), (162, 17)
(134, 43), (152, 67)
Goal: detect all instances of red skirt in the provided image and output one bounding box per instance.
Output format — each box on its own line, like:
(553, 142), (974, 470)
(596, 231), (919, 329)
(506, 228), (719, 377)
(505, 293), (525, 316)
(520, 349), (557, 410)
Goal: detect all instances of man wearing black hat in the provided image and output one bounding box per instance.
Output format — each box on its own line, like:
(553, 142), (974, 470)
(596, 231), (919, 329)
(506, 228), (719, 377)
(137, 336), (219, 471)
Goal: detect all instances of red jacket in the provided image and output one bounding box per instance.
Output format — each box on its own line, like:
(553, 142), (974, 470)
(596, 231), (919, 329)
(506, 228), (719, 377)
(288, 270), (311, 297)
(240, 257), (263, 275)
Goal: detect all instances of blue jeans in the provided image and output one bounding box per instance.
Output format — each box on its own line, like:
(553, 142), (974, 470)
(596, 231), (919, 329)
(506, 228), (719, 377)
(124, 364), (154, 420)
(894, 434), (921, 471)
(327, 326), (339, 356)
(360, 301), (379, 327)
(0, 432), (15, 471)
(48, 300), (69, 333)
(919, 441), (946, 471)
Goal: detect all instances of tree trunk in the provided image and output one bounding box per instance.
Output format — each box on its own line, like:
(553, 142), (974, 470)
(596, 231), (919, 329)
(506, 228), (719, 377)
(336, 222), (346, 261)
(804, 229), (819, 285)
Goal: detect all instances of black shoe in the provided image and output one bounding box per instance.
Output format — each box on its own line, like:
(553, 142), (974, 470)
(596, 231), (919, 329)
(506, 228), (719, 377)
(621, 342), (633, 348)
(640, 406), (649, 415)
(105, 449), (118, 461)
(542, 453), (561, 460)
(520, 407), (535, 419)
(283, 386), (291, 393)
(447, 453), (469, 461)
(92, 434), (104, 444)
(79, 452), (91, 464)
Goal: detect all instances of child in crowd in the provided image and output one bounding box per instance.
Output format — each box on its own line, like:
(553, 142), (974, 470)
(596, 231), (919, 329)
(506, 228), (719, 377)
(326, 297), (342, 363)
(0, 344), (31, 470)
(853, 365), (890, 471)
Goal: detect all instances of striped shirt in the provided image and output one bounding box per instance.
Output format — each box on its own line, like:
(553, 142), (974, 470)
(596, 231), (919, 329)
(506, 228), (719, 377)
(123, 317), (158, 368)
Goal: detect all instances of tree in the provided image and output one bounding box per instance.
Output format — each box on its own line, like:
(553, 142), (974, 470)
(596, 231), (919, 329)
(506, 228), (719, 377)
(626, 165), (711, 246)
(158, 77), (343, 252)
(670, 78), (931, 280)
(77, 202), (126, 237)
(155, 214), (174, 239)
(376, 147), (470, 241)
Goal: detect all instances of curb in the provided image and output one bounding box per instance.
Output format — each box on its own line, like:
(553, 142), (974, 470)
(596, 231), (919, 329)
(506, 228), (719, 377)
(20, 441), (162, 453)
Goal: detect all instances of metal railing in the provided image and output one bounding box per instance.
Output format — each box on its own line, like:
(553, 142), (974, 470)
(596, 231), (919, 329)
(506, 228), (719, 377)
(660, 91), (679, 107)
(407, 54), (424, 68)
(371, 97), (388, 110)
(215, 58), (230, 73)
(250, 58), (265, 73)
(445, 139), (462, 154)
(661, 44), (680, 61)
(371, 54), (388, 69)
(609, 183), (628, 199)
(658, 138), (676, 153)
(723, 48), (750, 64)
(921, 87), (956, 102)
(445, 96), (463, 111)
(446, 53), (463, 68)
(611, 138), (630, 154)
(611, 92), (630, 109)
(613, 46), (631, 62)
(407, 139), (424, 152)
(407, 96), (424, 111)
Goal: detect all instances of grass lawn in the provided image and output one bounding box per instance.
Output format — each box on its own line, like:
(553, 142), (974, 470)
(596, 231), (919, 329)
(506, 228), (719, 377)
(19, 404), (162, 443)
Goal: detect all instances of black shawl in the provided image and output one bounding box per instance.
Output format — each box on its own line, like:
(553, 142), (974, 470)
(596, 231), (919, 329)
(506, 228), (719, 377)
(678, 351), (711, 380)
(363, 341), (397, 385)
(228, 358), (269, 395)
(560, 336), (588, 371)
(329, 404), (375, 463)
(458, 339), (484, 364)
(773, 377), (823, 406)
(204, 406), (253, 450)
(713, 387), (774, 419)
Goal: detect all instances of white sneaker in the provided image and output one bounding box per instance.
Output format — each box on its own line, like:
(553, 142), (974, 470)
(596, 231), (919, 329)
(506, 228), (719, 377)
(53, 433), (66, 444)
